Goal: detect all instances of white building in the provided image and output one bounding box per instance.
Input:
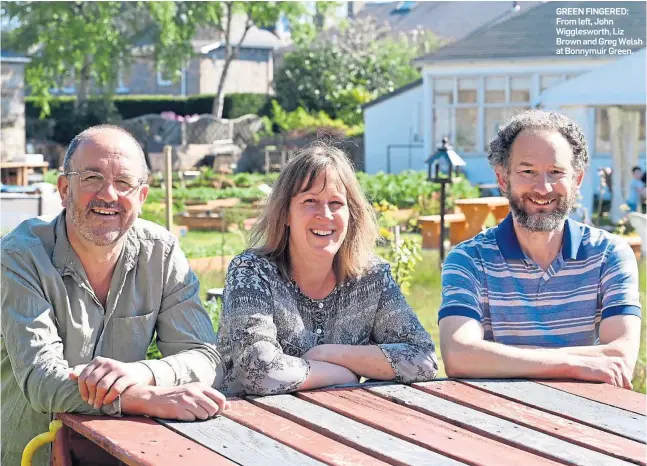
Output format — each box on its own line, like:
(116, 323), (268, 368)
(363, 0), (646, 217)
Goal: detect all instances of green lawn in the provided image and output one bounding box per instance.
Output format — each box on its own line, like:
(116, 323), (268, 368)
(190, 235), (646, 393)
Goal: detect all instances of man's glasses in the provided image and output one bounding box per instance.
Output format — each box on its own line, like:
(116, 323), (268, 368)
(65, 170), (146, 195)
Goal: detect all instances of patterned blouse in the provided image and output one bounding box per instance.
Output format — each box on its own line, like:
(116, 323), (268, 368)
(215, 251), (438, 396)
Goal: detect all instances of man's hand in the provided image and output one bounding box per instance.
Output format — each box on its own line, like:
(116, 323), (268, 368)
(573, 355), (633, 390)
(121, 383), (231, 421)
(69, 357), (154, 409)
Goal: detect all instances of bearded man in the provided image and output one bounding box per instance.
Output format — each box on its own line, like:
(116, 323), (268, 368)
(438, 110), (641, 389)
(1, 125), (227, 466)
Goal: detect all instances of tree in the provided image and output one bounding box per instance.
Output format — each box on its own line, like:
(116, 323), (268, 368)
(149, 1), (332, 118)
(274, 17), (446, 126)
(1, 1), (149, 116)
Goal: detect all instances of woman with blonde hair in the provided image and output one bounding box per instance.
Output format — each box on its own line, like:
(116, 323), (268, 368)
(215, 143), (438, 396)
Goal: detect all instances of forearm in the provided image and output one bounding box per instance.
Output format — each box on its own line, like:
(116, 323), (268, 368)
(532, 343), (638, 374)
(304, 344), (396, 380)
(297, 360), (359, 391)
(141, 347), (219, 387)
(444, 339), (582, 379)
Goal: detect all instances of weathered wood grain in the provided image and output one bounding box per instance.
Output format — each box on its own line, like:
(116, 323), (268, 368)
(159, 414), (325, 466)
(297, 388), (561, 466)
(537, 381), (646, 415)
(57, 413), (233, 465)
(459, 380), (645, 443)
(414, 381), (646, 465)
(224, 399), (387, 466)
(250, 393), (464, 466)
(368, 384), (634, 466)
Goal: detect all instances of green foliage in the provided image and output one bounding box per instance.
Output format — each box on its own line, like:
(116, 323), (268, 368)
(146, 186), (265, 205)
(42, 169), (60, 186)
(384, 236), (422, 295)
(274, 18), (445, 125)
(357, 171), (479, 209)
(26, 93), (272, 124)
(266, 100), (364, 137)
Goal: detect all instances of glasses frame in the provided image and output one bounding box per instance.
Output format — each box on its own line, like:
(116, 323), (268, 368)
(65, 170), (147, 196)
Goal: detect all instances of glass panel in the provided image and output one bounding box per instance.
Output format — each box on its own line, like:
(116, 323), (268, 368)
(433, 78), (453, 105)
(596, 108), (611, 153)
(484, 108), (506, 151)
(457, 78), (477, 103)
(510, 76), (531, 102)
(540, 75), (563, 92)
(433, 108), (452, 147)
(640, 111), (645, 153)
(455, 107), (477, 152)
(485, 76), (505, 103)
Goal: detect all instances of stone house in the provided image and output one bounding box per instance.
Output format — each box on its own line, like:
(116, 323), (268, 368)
(1, 51), (31, 161)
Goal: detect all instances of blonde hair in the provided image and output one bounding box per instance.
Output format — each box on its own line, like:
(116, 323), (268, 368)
(248, 143), (379, 283)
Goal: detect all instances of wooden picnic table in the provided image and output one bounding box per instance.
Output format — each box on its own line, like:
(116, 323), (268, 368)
(51, 379), (646, 465)
(454, 196), (510, 241)
(0, 161), (50, 186)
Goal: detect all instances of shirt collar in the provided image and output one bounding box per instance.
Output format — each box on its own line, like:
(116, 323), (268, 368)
(52, 209), (141, 274)
(494, 213), (584, 261)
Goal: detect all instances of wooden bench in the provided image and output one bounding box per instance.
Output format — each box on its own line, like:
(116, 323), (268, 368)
(418, 213), (467, 249)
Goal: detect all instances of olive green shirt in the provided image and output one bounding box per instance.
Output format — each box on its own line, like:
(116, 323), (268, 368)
(1, 212), (222, 466)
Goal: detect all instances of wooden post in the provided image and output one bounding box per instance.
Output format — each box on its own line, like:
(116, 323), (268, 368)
(164, 145), (173, 232)
(439, 180), (446, 268)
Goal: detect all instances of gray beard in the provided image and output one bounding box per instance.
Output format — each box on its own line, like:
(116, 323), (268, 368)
(506, 179), (577, 232)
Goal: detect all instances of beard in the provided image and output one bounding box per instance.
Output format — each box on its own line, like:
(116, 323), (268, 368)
(66, 189), (132, 246)
(506, 178), (578, 232)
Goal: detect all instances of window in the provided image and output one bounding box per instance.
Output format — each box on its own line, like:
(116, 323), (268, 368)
(457, 78), (477, 104)
(455, 107), (478, 152)
(485, 77), (505, 104)
(157, 62), (174, 86)
(433, 108), (452, 147)
(433, 79), (453, 105)
(510, 76), (531, 103)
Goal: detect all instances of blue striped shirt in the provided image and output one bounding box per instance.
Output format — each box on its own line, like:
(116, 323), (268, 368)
(439, 214), (641, 347)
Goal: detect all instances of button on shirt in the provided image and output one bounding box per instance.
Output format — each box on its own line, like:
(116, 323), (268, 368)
(438, 214), (641, 346)
(1, 212), (222, 466)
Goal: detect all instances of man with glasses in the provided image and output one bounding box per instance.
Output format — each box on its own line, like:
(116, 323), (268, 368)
(1, 125), (228, 466)
(438, 110), (641, 390)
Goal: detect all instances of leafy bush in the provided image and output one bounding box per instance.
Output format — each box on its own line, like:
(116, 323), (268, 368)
(146, 186), (265, 205)
(264, 100), (363, 138)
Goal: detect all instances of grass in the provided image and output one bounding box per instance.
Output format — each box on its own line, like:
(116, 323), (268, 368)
(182, 233), (646, 392)
(179, 230), (248, 259)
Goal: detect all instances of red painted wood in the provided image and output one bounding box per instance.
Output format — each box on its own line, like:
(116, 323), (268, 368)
(50, 425), (73, 466)
(537, 380), (647, 415)
(224, 399), (385, 465)
(297, 388), (561, 466)
(413, 381), (646, 465)
(57, 414), (234, 466)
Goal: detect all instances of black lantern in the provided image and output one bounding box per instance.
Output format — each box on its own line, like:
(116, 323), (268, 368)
(425, 137), (466, 265)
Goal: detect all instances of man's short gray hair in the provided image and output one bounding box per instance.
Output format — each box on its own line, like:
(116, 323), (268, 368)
(63, 124), (149, 176)
(488, 109), (589, 174)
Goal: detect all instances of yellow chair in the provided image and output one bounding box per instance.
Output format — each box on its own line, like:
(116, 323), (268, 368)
(21, 420), (63, 466)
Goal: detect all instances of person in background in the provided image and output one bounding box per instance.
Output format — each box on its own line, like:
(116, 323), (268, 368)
(1, 125), (228, 466)
(215, 143), (438, 396)
(626, 166), (645, 213)
(438, 110), (641, 390)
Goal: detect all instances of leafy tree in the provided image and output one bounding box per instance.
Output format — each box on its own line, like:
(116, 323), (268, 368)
(274, 17), (445, 125)
(149, 1), (332, 118)
(1, 1), (149, 116)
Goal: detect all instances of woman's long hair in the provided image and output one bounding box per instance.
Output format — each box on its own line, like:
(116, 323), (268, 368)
(248, 143), (379, 283)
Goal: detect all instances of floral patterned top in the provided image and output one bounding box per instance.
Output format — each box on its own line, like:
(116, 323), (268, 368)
(215, 251), (438, 396)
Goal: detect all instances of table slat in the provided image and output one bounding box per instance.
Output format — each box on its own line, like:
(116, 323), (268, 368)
(224, 399), (387, 466)
(251, 394), (464, 466)
(57, 414), (234, 466)
(298, 388), (561, 466)
(159, 415), (325, 466)
(460, 380), (645, 442)
(414, 381), (646, 465)
(536, 381), (647, 415)
(368, 385), (633, 466)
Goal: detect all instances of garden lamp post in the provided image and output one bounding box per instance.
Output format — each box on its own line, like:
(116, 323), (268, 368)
(425, 137), (466, 265)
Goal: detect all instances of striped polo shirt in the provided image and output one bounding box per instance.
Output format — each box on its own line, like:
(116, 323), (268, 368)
(438, 214), (641, 346)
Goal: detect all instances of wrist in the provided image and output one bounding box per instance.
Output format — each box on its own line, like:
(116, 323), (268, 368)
(120, 384), (156, 416)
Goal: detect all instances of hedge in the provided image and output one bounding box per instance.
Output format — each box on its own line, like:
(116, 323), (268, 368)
(25, 93), (272, 122)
